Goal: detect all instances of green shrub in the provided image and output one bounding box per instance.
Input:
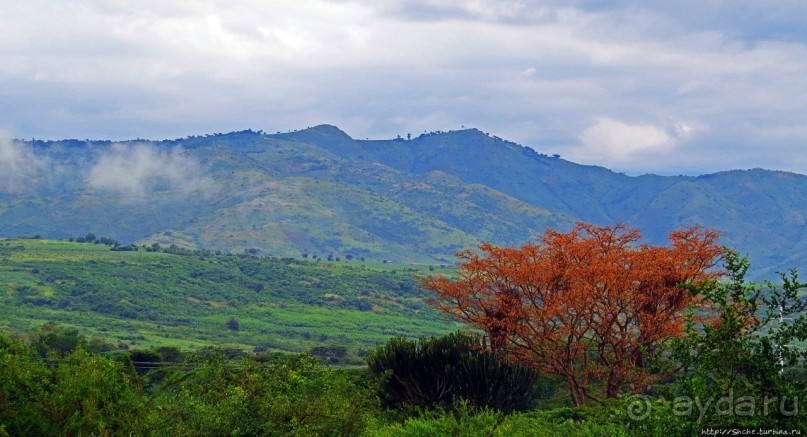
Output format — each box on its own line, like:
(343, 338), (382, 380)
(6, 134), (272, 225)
(367, 332), (544, 414)
(671, 253), (807, 429)
(0, 334), (51, 436)
(32, 322), (87, 358)
(45, 348), (148, 435)
(149, 351), (378, 436)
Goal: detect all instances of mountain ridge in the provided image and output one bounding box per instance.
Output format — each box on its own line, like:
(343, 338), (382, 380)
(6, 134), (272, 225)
(2, 125), (805, 278)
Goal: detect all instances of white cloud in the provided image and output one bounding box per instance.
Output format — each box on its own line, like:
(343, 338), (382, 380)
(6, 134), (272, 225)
(519, 67), (537, 78)
(86, 144), (210, 198)
(568, 118), (700, 169)
(0, 137), (48, 193)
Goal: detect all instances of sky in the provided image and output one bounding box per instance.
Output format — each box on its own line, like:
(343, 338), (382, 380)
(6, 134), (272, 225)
(1, 0), (806, 175)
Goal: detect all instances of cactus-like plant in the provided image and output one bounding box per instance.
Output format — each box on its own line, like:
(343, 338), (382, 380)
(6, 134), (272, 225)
(367, 331), (542, 413)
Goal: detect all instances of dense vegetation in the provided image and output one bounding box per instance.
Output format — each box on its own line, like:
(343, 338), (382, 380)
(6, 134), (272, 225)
(2, 297), (804, 436)
(1, 231), (806, 435)
(0, 329), (378, 436)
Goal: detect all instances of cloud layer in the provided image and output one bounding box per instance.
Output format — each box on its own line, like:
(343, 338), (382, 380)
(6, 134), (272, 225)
(569, 118), (700, 167)
(2, 1), (806, 174)
(0, 137), (48, 193)
(86, 144), (210, 198)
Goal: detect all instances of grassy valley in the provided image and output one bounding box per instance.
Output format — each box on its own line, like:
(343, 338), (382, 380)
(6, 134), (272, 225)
(0, 237), (458, 360)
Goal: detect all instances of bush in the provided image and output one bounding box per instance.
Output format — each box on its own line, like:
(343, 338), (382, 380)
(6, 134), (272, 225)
(367, 332), (544, 414)
(32, 322), (87, 358)
(308, 345), (348, 364)
(670, 252), (807, 429)
(151, 351), (377, 435)
(0, 334), (150, 436)
(45, 349), (147, 435)
(0, 334), (51, 435)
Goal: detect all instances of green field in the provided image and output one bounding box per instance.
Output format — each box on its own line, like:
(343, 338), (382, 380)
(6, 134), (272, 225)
(0, 238), (459, 359)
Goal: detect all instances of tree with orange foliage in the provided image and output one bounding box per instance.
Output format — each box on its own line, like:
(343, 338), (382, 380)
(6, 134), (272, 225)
(420, 223), (722, 406)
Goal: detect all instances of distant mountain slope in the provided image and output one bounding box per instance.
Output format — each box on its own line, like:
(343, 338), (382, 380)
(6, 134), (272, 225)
(1, 125), (805, 278)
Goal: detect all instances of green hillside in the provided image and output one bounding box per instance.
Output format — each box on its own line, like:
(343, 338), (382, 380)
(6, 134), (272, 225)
(0, 238), (457, 359)
(2, 125), (805, 278)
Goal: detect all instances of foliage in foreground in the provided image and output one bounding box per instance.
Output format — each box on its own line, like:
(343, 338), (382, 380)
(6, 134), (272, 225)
(417, 225), (806, 431)
(0, 332), (377, 436)
(2, 320), (806, 436)
(667, 250), (807, 430)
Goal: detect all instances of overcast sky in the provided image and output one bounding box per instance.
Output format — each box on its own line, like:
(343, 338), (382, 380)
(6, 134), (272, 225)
(2, 0), (806, 175)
